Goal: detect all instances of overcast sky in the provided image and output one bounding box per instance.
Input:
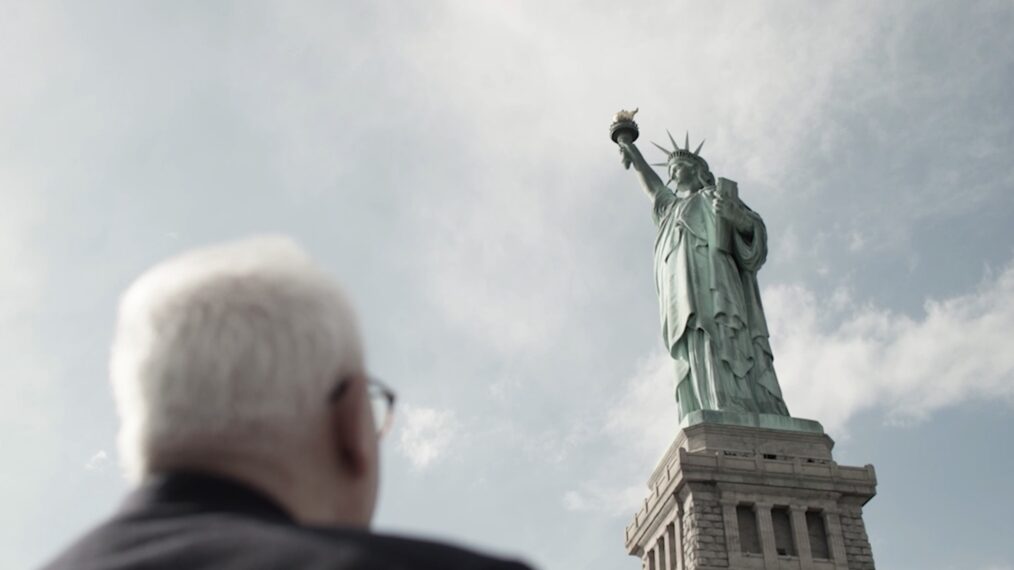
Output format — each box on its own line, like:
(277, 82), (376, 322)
(3, 1), (1013, 569)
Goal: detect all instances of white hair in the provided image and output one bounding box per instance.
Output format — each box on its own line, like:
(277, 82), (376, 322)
(110, 235), (362, 482)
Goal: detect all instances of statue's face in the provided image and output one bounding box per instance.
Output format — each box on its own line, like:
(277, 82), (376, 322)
(671, 160), (699, 187)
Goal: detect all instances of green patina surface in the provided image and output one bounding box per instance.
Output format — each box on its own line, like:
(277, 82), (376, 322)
(680, 410), (824, 434)
(612, 110), (798, 426)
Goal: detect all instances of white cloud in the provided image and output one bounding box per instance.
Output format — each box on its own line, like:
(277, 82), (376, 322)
(84, 450), (109, 472)
(596, 256), (1014, 448)
(522, 420), (595, 465)
(562, 484), (645, 516)
(777, 226), (802, 262)
(418, 191), (583, 355)
(767, 259), (1014, 432)
(402, 1), (1014, 370)
(396, 405), (460, 470)
(604, 351), (680, 460)
(488, 375), (522, 402)
(572, 258), (1014, 518)
(0, 170), (51, 433)
(554, 351), (678, 518)
(1, 3), (1011, 568)
(398, 2), (901, 359)
(848, 230), (867, 253)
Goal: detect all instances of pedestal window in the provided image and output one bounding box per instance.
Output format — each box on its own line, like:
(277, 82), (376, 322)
(771, 506), (797, 556)
(736, 505), (762, 554)
(806, 509), (831, 559)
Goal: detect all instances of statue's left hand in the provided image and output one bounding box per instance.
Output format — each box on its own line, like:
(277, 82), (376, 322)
(714, 196), (752, 232)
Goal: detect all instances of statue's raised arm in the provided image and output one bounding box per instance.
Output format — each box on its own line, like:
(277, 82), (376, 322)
(610, 109), (668, 200)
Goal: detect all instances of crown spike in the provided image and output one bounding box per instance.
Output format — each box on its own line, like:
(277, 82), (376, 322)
(651, 141), (672, 155)
(693, 139), (705, 156)
(684, 132), (690, 151)
(667, 130), (679, 153)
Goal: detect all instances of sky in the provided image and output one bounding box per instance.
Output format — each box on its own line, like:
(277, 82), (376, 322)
(2, 1), (1013, 568)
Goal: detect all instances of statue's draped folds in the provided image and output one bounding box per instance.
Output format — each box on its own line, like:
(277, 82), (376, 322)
(609, 112), (790, 420)
(652, 183), (789, 418)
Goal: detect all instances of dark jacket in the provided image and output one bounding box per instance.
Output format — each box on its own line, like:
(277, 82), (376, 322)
(42, 472), (534, 570)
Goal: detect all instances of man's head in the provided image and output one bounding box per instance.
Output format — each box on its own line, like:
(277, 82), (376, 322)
(110, 236), (379, 526)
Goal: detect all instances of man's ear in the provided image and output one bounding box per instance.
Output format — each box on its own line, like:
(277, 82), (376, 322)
(329, 376), (371, 478)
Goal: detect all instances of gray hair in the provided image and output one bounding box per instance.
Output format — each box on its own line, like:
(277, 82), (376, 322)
(110, 236), (362, 481)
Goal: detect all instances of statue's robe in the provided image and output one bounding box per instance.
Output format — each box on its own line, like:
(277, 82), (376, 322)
(652, 179), (789, 418)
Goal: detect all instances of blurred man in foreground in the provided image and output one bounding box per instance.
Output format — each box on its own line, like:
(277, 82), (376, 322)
(44, 236), (533, 570)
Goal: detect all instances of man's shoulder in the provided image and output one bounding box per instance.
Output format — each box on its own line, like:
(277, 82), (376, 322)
(307, 527), (535, 569)
(44, 512), (534, 570)
(209, 520), (536, 569)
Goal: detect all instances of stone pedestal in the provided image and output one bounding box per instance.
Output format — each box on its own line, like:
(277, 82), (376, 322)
(625, 419), (876, 569)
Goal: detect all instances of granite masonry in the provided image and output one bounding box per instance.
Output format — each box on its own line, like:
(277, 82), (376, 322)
(625, 419), (877, 570)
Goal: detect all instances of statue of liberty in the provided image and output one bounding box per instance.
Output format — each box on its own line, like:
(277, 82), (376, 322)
(611, 110), (790, 422)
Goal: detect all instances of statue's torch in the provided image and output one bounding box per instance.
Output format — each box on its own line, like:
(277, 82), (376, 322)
(610, 108), (640, 145)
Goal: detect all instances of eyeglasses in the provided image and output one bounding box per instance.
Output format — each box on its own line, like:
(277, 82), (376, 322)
(329, 376), (397, 438)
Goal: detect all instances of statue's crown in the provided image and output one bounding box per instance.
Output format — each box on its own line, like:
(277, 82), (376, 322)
(650, 131), (708, 171)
